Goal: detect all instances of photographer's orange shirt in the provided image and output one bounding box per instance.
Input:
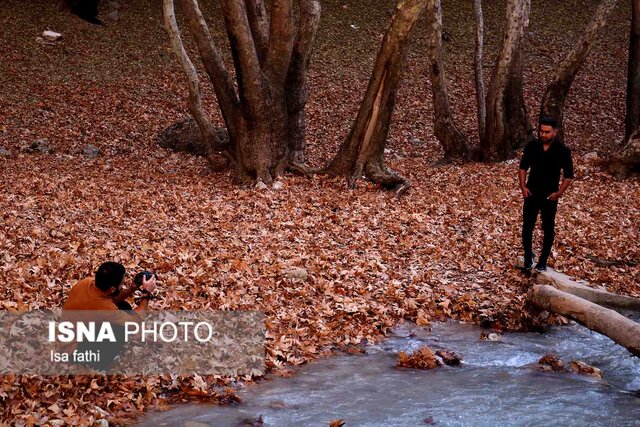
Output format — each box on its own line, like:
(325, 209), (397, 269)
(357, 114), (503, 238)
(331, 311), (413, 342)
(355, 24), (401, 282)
(63, 277), (138, 324)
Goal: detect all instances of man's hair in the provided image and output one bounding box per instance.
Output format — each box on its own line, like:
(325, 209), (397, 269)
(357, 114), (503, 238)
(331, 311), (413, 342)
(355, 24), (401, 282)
(95, 262), (126, 291)
(539, 116), (558, 129)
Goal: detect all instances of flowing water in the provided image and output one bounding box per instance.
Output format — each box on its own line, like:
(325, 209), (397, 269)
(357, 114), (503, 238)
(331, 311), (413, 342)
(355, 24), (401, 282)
(139, 320), (640, 427)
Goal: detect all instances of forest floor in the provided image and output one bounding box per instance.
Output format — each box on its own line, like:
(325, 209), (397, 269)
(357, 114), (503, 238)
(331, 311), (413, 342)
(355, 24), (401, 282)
(0, 0), (638, 425)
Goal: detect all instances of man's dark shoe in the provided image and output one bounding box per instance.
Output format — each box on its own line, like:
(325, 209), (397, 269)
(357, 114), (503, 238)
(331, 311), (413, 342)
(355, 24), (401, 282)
(524, 252), (535, 270)
(534, 263), (547, 272)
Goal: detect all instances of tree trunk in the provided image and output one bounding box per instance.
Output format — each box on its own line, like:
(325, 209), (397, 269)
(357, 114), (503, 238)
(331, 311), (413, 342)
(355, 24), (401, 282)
(505, 45), (533, 150)
(425, 0), (469, 161)
(481, 0), (530, 162)
(324, 0), (426, 193)
(165, 0), (320, 185)
(607, 127), (640, 178)
(539, 0), (619, 141)
(536, 268), (640, 311)
(472, 0), (486, 145)
(285, 0), (321, 165)
(529, 285), (640, 357)
(626, 0), (640, 141)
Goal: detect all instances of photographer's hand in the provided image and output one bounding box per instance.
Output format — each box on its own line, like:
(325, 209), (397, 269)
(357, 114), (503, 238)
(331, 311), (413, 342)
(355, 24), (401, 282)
(141, 275), (157, 294)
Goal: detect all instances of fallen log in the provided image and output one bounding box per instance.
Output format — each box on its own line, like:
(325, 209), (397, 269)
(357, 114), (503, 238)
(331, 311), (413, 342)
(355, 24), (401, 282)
(536, 269), (640, 311)
(529, 285), (640, 357)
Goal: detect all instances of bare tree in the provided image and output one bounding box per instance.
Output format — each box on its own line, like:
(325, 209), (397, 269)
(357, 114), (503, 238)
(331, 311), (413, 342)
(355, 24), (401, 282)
(539, 0), (619, 140)
(425, 0), (469, 161)
(323, 0), (427, 193)
(626, 0), (640, 141)
(472, 0), (486, 144)
(480, 0), (531, 162)
(163, 0), (321, 185)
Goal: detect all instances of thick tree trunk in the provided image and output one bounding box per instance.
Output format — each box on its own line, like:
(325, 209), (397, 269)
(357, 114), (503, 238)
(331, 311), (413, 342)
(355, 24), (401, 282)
(505, 45), (533, 150)
(425, 0), (469, 161)
(529, 285), (640, 357)
(285, 0), (321, 165)
(472, 0), (486, 145)
(324, 0), (426, 193)
(481, 0), (530, 162)
(539, 0), (619, 141)
(626, 0), (640, 141)
(166, 0), (320, 185)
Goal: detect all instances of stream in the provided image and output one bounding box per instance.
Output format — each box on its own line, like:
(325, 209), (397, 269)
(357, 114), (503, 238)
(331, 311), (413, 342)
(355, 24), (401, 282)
(139, 320), (640, 426)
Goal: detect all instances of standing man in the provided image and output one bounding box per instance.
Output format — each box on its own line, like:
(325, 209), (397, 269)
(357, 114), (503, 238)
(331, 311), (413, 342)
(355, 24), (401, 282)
(519, 116), (574, 272)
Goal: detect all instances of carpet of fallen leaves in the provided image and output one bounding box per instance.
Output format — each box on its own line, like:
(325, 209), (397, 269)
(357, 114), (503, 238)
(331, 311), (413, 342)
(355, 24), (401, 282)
(0, 0), (638, 425)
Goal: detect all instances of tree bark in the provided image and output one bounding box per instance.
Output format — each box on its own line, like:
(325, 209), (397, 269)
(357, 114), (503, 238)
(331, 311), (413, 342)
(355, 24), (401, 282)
(607, 127), (640, 178)
(425, 0), (469, 161)
(536, 269), (640, 311)
(324, 0), (426, 193)
(529, 285), (640, 357)
(539, 0), (619, 141)
(472, 0), (486, 145)
(165, 0), (321, 185)
(505, 45), (533, 150)
(481, 0), (530, 162)
(626, 0), (640, 141)
(285, 0), (321, 165)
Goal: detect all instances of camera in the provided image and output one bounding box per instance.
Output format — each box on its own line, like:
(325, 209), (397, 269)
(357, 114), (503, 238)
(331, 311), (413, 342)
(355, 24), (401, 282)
(134, 271), (157, 288)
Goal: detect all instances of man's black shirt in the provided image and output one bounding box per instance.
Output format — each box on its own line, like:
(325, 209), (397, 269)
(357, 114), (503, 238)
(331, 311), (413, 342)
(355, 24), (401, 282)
(519, 138), (574, 198)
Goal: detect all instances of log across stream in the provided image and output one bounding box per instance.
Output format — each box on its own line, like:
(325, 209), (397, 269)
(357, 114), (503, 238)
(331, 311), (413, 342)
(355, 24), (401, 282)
(140, 321), (640, 426)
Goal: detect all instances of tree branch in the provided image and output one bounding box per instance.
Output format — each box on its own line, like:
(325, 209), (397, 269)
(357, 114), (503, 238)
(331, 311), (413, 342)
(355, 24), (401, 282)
(220, 0), (264, 107)
(163, 0), (218, 166)
(179, 0), (241, 138)
(264, 0), (297, 87)
(245, 0), (270, 64)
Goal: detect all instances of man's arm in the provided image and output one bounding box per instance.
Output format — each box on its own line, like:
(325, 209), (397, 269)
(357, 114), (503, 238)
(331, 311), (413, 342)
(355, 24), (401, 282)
(548, 147), (574, 201)
(519, 168), (531, 198)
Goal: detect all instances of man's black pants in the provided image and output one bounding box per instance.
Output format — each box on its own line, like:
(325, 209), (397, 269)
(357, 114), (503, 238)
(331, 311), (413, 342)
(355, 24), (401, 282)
(522, 195), (558, 265)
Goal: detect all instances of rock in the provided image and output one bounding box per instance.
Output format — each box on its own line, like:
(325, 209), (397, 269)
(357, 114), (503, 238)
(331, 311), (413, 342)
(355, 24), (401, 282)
(105, 10), (120, 23)
(283, 267), (308, 281)
(158, 118), (229, 157)
(435, 349), (462, 366)
(479, 330), (502, 341)
(568, 360), (602, 378)
(254, 180), (268, 190)
(82, 144), (100, 159)
(27, 139), (51, 154)
(42, 30), (62, 42)
(409, 137), (423, 145)
(538, 353), (565, 372)
(0, 147), (10, 157)
(583, 151), (599, 161)
(94, 420), (109, 427)
(108, 0), (122, 9)
(272, 180), (284, 190)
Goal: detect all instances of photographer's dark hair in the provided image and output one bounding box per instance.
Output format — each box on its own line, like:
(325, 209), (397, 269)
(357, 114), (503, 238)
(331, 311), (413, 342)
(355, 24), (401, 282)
(95, 262), (126, 291)
(539, 116), (558, 129)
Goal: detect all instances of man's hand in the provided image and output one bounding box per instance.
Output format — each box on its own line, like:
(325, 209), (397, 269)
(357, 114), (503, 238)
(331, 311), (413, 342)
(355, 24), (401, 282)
(547, 191), (562, 201)
(522, 187), (532, 198)
(141, 275), (157, 294)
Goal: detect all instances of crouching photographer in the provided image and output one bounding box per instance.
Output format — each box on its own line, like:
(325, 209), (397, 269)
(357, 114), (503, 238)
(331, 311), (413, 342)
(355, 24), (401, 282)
(61, 261), (160, 370)
(63, 261), (158, 318)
